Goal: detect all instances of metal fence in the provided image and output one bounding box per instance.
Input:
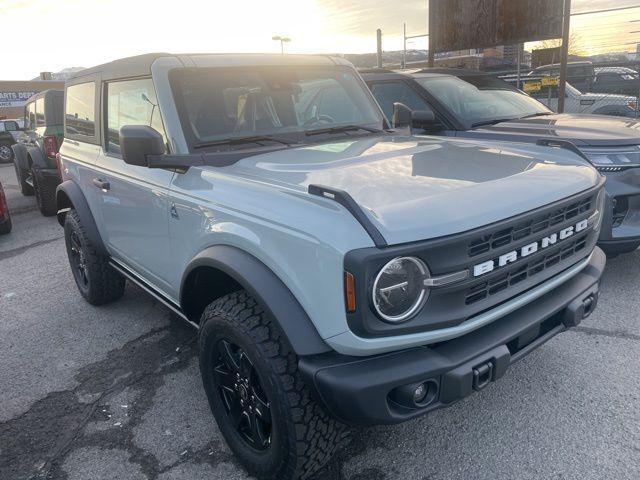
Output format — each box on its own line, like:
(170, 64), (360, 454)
(499, 64), (640, 119)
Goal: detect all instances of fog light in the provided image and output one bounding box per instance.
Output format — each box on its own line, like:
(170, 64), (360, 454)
(413, 383), (428, 403)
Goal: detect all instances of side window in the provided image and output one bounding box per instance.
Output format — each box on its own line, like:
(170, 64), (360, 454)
(106, 78), (167, 155)
(35, 98), (45, 127)
(4, 120), (18, 131)
(65, 82), (96, 139)
(26, 102), (36, 130)
(369, 81), (430, 119)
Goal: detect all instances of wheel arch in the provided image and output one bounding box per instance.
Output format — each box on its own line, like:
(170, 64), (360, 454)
(56, 180), (108, 256)
(11, 143), (29, 169)
(181, 245), (331, 356)
(26, 146), (48, 170)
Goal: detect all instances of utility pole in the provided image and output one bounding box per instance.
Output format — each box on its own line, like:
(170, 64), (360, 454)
(557, 0), (571, 113)
(402, 22), (407, 69)
(516, 46), (521, 90)
(428, 0), (435, 67)
(376, 29), (383, 68)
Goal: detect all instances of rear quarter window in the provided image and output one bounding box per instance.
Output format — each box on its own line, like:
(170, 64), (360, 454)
(36, 98), (45, 127)
(65, 82), (96, 140)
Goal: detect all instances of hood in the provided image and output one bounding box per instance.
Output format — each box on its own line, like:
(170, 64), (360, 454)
(581, 92), (635, 101)
(473, 113), (640, 147)
(221, 136), (600, 246)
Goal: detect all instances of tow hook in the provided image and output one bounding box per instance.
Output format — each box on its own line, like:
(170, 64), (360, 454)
(472, 361), (494, 391)
(563, 290), (598, 328)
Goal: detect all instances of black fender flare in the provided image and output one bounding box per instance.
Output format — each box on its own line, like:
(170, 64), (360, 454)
(26, 146), (49, 170)
(181, 245), (331, 356)
(55, 180), (108, 256)
(11, 143), (29, 170)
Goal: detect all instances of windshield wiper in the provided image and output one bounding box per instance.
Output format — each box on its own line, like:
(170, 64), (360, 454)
(305, 125), (385, 137)
(471, 118), (517, 128)
(519, 112), (551, 119)
(193, 135), (295, 149)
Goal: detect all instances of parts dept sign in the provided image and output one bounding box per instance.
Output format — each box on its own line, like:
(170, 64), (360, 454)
(0, 91), (37, 108)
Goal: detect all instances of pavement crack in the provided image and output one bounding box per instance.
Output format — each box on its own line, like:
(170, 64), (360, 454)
(571, 326), (640, 342)
(0, 236), (63, 260)
(0, 320), (196, 480)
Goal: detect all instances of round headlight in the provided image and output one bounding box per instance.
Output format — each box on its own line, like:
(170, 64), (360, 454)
(372, 257), (428, 323)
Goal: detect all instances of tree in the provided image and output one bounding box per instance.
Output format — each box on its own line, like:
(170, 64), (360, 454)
(536, 32), (587, 57)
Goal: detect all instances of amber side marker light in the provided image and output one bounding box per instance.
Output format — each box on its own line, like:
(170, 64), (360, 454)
(344, 271), (356, 313)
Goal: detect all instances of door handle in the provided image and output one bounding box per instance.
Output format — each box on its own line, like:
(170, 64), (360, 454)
(92, 178), (110, 191)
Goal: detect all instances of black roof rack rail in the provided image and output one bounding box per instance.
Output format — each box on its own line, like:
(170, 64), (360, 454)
(307, 184), (387, 248)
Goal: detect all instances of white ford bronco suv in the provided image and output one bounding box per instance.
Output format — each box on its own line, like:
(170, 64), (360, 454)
(56, 53), (606, 480)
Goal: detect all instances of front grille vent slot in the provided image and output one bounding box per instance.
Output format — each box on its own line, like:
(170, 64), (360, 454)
(467, 196), (594, 258)
(465, 235), (588, 305)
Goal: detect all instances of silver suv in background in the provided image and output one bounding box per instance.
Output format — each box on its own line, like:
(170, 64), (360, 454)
(57, 54), (605, 480)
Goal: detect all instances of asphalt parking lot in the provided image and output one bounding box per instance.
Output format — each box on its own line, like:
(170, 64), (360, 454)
(1, 161), (639, 480)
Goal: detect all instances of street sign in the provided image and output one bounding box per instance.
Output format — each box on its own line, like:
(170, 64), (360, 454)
(541, 76), (560, 87)
(524, 81), (542, 93)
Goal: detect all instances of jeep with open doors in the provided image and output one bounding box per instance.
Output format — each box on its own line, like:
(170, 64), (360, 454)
(57, 53), (606, 480)
(12, 89), (64, 216)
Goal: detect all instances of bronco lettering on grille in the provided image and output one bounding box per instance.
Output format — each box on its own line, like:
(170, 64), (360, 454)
(473, 219), (589, 278)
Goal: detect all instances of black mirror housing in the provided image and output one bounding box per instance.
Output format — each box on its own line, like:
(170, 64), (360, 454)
(411, 110), (437, 130)
(120, 125), (166, 167)
(392, 102), (412, 129)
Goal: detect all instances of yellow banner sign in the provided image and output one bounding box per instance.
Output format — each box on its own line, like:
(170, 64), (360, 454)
(523, 81), (542, 92)
(542, 76), (559, 86)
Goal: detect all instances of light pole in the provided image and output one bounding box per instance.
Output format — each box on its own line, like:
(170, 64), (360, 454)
(272, 35), (291, 54)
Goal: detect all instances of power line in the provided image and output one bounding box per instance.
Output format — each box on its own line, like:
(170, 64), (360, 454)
(571, 5), (640, 16)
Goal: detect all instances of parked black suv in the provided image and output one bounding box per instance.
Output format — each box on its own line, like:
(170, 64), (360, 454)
(12, 89), (64, 216)
(362, 68), (640, 256)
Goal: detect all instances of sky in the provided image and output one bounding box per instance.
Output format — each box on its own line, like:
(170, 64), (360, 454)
(0, 0), (639, 79)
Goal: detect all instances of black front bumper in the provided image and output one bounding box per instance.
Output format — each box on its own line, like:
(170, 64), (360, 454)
(599, 168), (640, 255)
(300, 247), (605, 426)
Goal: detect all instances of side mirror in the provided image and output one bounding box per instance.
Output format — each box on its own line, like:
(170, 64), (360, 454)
(392, 102), (412, 128)
(120, 125), (165, 167)
(411, 110), (437, 130)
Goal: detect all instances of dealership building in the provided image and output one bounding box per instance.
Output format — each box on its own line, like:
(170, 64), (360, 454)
(0, 79), (64, 120)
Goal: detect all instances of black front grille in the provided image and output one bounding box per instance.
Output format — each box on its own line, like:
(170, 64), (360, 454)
(467, 195), (594, 258)
(465, 234), (588, 305)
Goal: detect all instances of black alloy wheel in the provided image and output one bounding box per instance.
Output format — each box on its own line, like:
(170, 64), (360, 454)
(69, 229), (90, 292)
(213, 339), (272, 450)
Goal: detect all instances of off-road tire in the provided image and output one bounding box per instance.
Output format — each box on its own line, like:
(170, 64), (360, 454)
(0, 141), (14, 164)
(199, 291), (350, 480)
(32, 168), (58, 216)
(64, 209), (125, 305)
(13, 161), (34, 196)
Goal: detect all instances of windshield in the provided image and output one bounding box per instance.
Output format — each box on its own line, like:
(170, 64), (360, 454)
(415, 75), (550, 126)
(170, 66), (385, 147)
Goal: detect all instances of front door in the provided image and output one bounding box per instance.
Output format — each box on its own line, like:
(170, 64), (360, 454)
(93, 77), (175, 292)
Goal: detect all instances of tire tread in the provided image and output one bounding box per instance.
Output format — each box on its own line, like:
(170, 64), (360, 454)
(200, 291), (349, 480)
(65, 210), (125, 305)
